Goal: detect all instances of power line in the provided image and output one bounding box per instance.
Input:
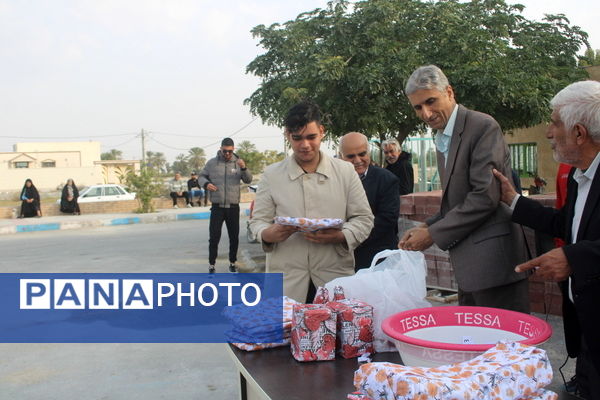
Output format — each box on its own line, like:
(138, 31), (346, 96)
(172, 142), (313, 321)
(102, 136), (139, 149)
(147, 117), (259, 139)
(147, 136), (191, 151)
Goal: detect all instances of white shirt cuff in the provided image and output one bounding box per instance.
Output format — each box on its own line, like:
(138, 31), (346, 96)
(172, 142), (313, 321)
(509, 193), (521, 210)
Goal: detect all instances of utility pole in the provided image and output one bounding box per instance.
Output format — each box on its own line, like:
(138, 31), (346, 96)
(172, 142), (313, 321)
(141, 129), (146, 169)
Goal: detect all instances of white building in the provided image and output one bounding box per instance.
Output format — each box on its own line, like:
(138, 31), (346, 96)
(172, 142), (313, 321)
(0, 141), (139, 191)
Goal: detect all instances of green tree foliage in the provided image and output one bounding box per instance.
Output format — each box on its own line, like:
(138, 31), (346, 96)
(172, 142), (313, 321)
(124, 168), (164, 213)
(580, 48), (600, 66)
(262, 150), (286, 167)
(171, 154), (191, 175)
(188, 147), (207, 171)
(246, 0), (589, 142)
(145, 151), (167, 174)
(101, 149), (123, 160)
(236, 140), (264, 173)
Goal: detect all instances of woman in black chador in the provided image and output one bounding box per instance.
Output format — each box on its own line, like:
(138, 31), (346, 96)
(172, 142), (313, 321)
(18, 178), (41, 218)
(60, 178), (80, 215)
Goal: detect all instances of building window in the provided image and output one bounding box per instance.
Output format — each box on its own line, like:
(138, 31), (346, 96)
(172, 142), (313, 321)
(509, 143), (537, 178)
(14, 162), (29, 168)
(41, 160), (56, 168)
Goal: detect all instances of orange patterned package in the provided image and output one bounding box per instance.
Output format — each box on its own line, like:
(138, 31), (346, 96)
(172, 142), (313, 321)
(274, 216), (343, 232)
(351, 341), (557, 400)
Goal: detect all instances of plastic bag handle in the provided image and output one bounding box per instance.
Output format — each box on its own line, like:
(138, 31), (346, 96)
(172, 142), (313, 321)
(369, 249), (404, 268)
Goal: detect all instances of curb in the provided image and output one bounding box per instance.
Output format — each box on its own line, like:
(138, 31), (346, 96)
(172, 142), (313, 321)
(0, 211), (212, 236)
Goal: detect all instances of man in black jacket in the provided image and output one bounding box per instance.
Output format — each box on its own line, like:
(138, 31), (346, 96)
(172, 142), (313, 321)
(493, 80), (600, 399)
(382, 138), (414, 195)
(187, 172), (205, 207)
(340, 132), (400, 270)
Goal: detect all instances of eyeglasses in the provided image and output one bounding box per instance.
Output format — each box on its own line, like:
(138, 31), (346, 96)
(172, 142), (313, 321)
(344, 151), (368, 159)
(221, 149), (234, 154)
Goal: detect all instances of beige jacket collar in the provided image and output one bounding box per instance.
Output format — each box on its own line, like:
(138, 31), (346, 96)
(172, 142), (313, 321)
(287, 151), (332, 181)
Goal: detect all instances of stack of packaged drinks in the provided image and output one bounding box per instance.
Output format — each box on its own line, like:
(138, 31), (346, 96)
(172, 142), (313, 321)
(291, 287), (375, 362)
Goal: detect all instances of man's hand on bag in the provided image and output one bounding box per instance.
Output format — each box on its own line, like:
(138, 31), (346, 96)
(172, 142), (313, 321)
(492, 168), (517, 206)
(515, 247), (572, 282)
(303, 228), (346, 245)
(398, 227), (433, 251)
(261, 224), (298, 243)
(206, 183), (218, 192)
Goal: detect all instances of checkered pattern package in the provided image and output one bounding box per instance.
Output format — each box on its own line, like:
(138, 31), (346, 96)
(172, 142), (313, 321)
(351, 341), (557, 400)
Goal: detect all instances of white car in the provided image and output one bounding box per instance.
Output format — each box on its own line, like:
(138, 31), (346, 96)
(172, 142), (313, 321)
(57, 184), (136, 203)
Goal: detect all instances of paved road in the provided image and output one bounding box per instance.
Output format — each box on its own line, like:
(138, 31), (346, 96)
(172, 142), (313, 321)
(0, 218), (265, 273)
(0, 219), (577, 399)
(0, 219), (264, 400)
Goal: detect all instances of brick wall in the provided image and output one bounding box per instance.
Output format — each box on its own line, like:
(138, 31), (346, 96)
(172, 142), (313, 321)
(399, 191), (563, 315)
(0, 192), (255, 219)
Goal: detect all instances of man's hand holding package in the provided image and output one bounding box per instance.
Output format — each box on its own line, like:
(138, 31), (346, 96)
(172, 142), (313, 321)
(398, 226), (433, 251)
(261, 224), (299, 244)
(303, 228), (346, 245)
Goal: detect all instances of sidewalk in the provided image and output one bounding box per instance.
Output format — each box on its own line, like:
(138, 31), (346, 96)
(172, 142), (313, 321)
(0, 204), (251, 236)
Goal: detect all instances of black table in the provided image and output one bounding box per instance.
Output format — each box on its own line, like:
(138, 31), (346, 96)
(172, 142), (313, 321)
(227, 344), (402, 400)
(227, 344), (576, 400)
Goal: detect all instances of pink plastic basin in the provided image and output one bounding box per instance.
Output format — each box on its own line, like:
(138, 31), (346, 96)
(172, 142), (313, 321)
(382, 306), (552, 367)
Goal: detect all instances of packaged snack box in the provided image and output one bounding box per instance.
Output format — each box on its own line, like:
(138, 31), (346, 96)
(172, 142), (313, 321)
(327, 299), (374, 359)
(313, 287), (330, 304)
(291, 304), (337, 362)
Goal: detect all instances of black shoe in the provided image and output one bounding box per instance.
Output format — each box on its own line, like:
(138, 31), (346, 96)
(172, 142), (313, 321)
(229, 263), (238, 273)
(208, 265), (216, 274)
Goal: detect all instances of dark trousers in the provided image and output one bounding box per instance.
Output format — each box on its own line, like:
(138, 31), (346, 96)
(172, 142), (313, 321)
(170, 191), (189, 205)
(458, 278), (530, 313)
(208, 205), (240, 265)
(576, 336), (600, 399)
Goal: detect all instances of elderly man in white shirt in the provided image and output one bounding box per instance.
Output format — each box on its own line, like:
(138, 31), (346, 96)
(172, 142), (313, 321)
(493, 80), (600, 399)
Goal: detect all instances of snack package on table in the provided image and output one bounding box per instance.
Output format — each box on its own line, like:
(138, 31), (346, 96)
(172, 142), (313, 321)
(291, 304), (337, 362)
(351, 341), (557, 400)
(313, 287), (330, 304)
(226, 296), (299, 351)
(313, 285), (345, 304)
(333, 285), (346, 301)
(327, 299), (374, 359)
(274, 216), (343, 232)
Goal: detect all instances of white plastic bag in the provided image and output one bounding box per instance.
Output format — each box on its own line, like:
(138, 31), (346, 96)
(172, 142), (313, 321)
(324, 249), (431, 352)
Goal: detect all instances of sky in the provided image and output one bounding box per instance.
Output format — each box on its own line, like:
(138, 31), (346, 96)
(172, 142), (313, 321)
(0, 0), (598, 162)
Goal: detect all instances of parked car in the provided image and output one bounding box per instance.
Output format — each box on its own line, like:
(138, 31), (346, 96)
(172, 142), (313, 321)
(56, 184), (136, 203)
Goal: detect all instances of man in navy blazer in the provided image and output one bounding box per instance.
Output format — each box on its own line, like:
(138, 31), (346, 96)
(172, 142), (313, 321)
(494, 80), (600, 399)
(340, 132), (400, 270)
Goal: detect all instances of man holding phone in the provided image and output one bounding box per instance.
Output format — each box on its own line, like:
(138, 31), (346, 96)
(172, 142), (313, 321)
(199, 137), (252, 273)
